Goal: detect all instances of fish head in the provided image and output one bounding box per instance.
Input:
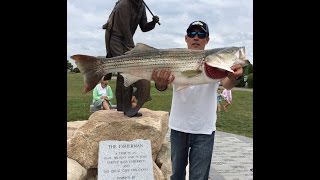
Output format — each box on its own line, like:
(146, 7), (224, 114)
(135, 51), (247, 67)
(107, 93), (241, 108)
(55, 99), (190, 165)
(204, 47), (249, 79)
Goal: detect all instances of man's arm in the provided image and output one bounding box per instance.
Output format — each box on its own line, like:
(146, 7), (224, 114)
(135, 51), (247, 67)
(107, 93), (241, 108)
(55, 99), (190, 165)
(139, 7), (159, 32)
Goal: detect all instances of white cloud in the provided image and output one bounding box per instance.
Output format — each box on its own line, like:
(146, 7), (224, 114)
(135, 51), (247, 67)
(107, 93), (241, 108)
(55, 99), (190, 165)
(67, 0), (253, 67)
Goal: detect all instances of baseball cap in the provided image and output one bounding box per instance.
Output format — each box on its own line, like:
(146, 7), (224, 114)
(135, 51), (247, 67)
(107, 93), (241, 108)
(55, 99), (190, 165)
(186, 21), (209, 36)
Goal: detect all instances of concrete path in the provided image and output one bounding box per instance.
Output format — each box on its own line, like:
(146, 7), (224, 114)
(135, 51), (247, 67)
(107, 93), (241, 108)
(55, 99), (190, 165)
(165, 130), (253, 180)
(209, 131), (253, 180)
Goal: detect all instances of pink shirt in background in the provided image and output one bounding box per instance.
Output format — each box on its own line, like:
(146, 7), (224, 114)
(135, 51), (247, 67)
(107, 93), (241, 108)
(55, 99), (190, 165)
(222, 89), (232, 104)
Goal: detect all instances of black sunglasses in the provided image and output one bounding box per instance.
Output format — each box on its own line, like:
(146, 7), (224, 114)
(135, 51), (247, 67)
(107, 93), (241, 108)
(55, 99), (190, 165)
(187, 31), (207, 39)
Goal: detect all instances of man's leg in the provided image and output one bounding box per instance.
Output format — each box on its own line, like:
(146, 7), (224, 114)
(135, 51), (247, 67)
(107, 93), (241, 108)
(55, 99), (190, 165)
(170, 129), (189, 180)
(188, 131), (215, 180)
(123, 79), (151, 117)
(108, 37), (146, 117)
(116, 73), (124, 111)
(116, 73), (141, 117)
(132, 80), (152, 102)
(109, 36), (129, 113)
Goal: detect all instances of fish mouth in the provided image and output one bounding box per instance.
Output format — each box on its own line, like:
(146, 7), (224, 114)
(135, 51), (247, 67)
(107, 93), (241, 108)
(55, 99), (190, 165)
(204, 63), (229, 79)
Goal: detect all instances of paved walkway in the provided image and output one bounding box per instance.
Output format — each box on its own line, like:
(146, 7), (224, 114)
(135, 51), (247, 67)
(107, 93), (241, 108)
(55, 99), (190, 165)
(209, 131), (253, 180)
(165, 130), (253, 180)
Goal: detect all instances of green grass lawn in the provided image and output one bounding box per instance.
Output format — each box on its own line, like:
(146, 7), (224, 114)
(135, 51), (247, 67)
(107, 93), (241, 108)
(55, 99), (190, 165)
(67, 73), (253, 138)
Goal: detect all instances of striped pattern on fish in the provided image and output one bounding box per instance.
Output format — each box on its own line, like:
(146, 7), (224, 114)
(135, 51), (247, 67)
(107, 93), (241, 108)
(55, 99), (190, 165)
(71, 43), (249, 93)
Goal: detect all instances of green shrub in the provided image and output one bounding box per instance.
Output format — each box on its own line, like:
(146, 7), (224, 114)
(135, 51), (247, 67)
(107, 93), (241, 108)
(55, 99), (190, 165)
(235, 76), (245, 87)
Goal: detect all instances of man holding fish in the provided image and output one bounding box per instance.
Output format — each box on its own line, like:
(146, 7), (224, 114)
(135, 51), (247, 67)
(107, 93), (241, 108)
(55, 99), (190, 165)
(152, 20), (244, 180)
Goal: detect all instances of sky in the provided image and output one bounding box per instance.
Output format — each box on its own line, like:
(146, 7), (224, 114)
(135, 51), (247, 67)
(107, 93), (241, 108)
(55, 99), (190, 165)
(67, 0), (253, 68)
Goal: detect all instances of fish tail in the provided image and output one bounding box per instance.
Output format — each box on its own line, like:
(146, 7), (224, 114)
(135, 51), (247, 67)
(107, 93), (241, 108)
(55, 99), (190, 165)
(71, 54), (105, 93)
(239, 47), (251, 67)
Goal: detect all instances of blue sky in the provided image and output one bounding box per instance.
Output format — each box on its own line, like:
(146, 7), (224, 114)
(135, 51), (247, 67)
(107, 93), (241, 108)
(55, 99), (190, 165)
(67, 0), (253, 67)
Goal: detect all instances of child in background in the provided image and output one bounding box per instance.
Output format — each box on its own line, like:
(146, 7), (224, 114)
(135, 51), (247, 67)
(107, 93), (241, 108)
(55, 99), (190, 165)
(217, 89), (223, 112)
(222, 89), (232, 112)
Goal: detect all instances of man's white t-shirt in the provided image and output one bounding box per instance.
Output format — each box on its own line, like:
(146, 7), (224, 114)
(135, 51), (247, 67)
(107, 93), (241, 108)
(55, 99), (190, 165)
(169, 83), (219, 135)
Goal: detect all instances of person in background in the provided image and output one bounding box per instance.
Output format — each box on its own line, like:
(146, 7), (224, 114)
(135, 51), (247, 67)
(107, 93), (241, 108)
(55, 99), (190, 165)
(151, 20), (244, 179)
(103, 0), (160, 117)
(92, 75), (114, 110)
(222, 88), (232, 112)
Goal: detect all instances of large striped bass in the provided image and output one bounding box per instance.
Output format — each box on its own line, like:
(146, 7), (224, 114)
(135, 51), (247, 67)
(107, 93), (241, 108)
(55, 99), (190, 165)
(71, 43), (250, 94)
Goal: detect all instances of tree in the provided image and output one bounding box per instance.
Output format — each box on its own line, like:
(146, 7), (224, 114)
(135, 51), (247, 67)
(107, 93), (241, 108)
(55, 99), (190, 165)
(246, 73), (253, 88)
(67, 60), (74, 72)
(236, 63), (253, 88)
(244, 63), (253, 75)
(235, 76), (246, 87)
